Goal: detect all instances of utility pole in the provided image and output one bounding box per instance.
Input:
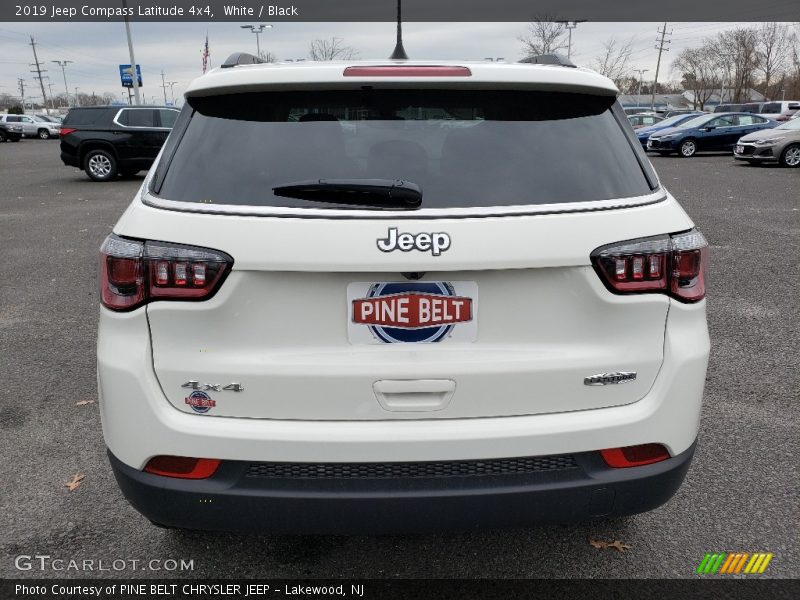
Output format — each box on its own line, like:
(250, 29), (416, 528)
(651, 23), (672, 111)
(47, 81), (56, 109)
(29, 36), (50, 111)
(122, 0), (141, 104)
(51, 60), (73, 107)
(160, 71), (169, 104)
(18, 78), (26, 113)
(635, 69), (649, 107)
(75, 87), (80, 107)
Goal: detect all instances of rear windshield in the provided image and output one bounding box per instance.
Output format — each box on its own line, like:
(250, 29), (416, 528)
(154, 90), (656, 209)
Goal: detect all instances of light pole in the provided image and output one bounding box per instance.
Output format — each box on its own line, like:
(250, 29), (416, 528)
(556, 20), (586, 59)
(74, 87), (80, 107)
(167, 81), (178, 106)
(635, 69), (649, 107)
(240, 24), (273, 59)
(51, 60), (73, 107)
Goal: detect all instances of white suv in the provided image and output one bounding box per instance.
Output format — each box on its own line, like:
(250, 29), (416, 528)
(98, 56), (710, 533)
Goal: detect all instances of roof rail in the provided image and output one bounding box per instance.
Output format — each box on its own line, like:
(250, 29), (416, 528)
(518, 53), (576, 68)
(221, 52), (266, 68)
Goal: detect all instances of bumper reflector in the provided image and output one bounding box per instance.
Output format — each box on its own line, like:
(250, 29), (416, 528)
(600, 444), (670, 468)
(143, 456), (221, 479)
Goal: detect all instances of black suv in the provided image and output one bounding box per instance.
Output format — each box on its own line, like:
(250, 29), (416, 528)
(60, 106), (180, 181)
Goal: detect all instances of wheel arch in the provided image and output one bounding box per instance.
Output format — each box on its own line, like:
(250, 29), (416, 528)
(79, 141), (118, 167)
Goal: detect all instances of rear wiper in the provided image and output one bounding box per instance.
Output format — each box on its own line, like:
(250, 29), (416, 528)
(272, 178), (422, 210)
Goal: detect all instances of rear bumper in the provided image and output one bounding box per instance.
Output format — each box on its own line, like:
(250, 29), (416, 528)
(109, 442), (696, 534)
(60, 150), (80, 168)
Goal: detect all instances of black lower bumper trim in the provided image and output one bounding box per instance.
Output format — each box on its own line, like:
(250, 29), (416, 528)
(108, 443), (695, 534)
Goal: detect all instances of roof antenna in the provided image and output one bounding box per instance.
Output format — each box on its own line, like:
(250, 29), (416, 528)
(389, 0), (409, 60)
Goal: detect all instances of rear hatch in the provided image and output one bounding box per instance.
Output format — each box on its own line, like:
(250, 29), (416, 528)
(130, 68), (689, 420)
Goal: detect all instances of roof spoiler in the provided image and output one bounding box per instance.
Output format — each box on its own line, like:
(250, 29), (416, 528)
(221, 52), (265, 69)
(518, 53), (576, 68)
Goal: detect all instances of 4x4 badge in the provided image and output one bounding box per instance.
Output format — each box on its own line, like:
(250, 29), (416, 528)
(377, 228), (451, 256)
(181, 381), (245, 392)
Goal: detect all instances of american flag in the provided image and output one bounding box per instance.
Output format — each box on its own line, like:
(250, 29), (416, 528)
(201, 33), (210, 73)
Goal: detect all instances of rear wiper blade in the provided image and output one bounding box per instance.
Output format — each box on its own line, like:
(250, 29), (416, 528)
(272, 178), (422, 210)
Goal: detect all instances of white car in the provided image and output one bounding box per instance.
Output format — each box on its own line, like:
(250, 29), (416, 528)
(98, 55), (710, 533)
(0, 114), (61, 139)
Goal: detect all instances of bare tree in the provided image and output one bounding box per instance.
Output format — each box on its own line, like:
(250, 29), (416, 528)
(672, 45), (719, 109)
(309, 37), (358, 61)
(709, 28), (761, 103)
(592, 37), (635, 87)
(519, 20), (568, 58)
(259, 50), (277, 63)
(756, 23), (791, 99)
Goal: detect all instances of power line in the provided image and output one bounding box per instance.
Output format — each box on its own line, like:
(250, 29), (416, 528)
(651, 23), (672, 110)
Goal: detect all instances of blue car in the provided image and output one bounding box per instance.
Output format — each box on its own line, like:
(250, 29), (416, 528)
(646, 112), (776, 157)
(634, 112), (704, 148)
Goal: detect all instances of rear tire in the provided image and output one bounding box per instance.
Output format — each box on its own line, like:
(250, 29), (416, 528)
(679, 139), (697, 158)
(38, 128), (50, 140)
(84, 149), (118, 182)
(0, 130), (6, 143)
(779, 143), (800, 167)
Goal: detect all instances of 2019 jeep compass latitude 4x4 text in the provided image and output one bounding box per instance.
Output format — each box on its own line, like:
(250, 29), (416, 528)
(98, 57), (710, 533)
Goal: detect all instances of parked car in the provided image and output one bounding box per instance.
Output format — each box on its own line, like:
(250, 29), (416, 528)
(713, 104), (744, 113)
(646, 112), (775, 157)
(0, 119), (23, 142)
(0, 114), (61, 139)
(622, 106), (651, 115)
(98, 55), (710, 534)
(60, 105), (180, 181)
(734, 116), (800, 167)
(758, 101), (800, 122)
(662, 109), (699, 118)
(627, 113), (664, 129)
(740, 102), (766, 114)
(633, 112), (705, 148)
(34, 114), (64, 124)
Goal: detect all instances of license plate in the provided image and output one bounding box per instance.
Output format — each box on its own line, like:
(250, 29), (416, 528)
(347, 281), (478, 344)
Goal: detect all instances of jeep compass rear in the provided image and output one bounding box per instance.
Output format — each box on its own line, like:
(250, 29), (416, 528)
(98, 57), (709, 533)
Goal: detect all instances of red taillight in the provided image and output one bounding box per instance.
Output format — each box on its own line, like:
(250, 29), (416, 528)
(60, 127), (77, 136)
(144, 456), (221, 479)
(343, 66), (472, 77)
(591, 229), (708, 302)
(99, 235), (233, 311)
(600, 444), (671, 468)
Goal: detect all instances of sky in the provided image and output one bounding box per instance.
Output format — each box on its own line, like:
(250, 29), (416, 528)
(0, 21), (762, 105)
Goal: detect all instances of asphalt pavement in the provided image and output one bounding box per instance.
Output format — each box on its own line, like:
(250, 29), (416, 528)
(0, 139), (797, 580)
